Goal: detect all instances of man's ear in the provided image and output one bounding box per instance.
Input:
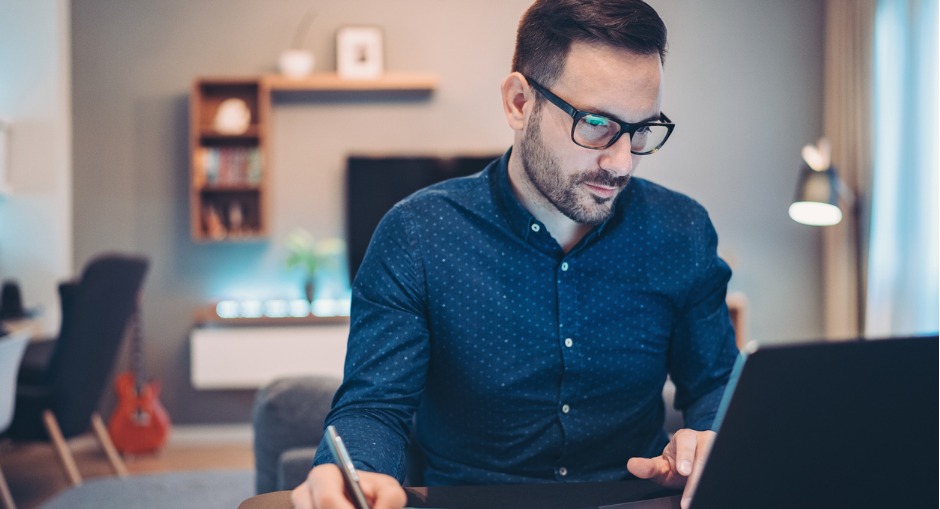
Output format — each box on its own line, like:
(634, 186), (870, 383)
(500, 72), (532, 131)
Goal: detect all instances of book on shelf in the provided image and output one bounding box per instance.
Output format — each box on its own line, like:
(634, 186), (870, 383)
(201, 201), (257, 240)
(195, 147), (262, 187)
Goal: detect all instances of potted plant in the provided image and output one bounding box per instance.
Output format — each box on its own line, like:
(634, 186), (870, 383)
(278, 11), (317, 78)
(284, 228), (345, 303)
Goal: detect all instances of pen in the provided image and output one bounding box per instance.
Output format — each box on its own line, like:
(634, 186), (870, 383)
(325, 425), (372, 509)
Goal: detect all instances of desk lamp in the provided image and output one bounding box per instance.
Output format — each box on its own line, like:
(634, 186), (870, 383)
(788, 138), (851, 226)
(789, 137), (865, 336)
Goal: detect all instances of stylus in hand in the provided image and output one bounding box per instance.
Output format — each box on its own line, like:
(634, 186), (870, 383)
(325, 425), (372, 509)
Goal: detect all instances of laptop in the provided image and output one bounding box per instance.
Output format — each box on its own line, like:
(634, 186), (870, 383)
(607, 335), (939, 509)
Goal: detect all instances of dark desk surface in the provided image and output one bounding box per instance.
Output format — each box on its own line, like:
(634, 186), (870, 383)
(238, 480), (678, 509)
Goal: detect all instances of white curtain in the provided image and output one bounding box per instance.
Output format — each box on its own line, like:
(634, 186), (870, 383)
(866, 0), (939, 336)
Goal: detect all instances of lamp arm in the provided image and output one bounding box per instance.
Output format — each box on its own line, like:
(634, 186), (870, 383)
(836, 176), (857, 205)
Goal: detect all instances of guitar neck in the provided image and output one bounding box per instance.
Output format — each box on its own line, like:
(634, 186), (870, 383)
(130, 308), (145, 393)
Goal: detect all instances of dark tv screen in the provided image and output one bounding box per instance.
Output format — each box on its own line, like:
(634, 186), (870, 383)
(345, 154), (500, 282)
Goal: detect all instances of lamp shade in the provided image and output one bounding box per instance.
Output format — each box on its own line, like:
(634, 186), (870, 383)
(789, 162), (843, 226)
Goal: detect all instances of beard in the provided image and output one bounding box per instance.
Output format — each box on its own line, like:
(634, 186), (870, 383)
(519, 104), (630, 225)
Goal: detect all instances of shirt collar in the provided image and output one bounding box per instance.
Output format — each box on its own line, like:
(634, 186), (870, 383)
(488, 149), (541, 241)
(488, 147), (623, 249)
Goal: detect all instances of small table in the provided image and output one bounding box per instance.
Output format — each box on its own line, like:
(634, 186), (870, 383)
(1, 316), (44, 341)
(238, 480), (678, 509)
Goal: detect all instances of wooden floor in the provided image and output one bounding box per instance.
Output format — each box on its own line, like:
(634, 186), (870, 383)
(0, 426), (254, 509)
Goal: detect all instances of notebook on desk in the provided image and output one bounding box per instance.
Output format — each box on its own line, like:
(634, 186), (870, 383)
(604, 335), (939, 509)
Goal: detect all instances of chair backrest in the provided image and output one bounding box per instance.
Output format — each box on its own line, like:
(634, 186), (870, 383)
(252, 375), (342, 494)
(0, 331), (30, 432)
(42, 253), (149, 438)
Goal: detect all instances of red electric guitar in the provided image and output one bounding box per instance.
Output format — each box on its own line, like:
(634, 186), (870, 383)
(108, 307), (171, 454)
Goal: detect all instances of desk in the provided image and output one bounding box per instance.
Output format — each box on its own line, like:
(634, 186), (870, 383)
(1, 317), (44, 341)
(238, 480), (679, 509)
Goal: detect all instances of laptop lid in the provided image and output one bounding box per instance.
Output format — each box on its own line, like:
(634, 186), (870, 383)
(689, 335), (938, 509)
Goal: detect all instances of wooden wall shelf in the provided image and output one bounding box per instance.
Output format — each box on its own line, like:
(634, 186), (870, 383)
(263, 72), (439, 92)
(189, 72), (438, 242)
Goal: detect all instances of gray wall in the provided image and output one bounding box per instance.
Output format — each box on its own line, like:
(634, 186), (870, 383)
(71, 0), (826, 424)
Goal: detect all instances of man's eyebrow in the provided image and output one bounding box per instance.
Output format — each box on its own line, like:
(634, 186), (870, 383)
(588, 108), (663, 125)
(634, 113), (664, 124)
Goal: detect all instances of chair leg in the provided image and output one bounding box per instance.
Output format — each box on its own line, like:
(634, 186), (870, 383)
(0, 464), (17, 509)
(90, 412), (128, 477)
(41, 410), (83, 486)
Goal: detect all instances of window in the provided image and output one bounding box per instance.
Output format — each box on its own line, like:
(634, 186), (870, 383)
(866, 0), (939, 336)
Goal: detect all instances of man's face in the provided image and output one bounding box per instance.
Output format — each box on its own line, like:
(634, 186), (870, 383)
(518, 42), (664, 225)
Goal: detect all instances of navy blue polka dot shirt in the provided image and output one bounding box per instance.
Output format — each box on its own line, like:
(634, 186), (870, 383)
(314, 150), (738, 485)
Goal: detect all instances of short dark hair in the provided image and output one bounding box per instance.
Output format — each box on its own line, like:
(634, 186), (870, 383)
(512, 0), (668, 86)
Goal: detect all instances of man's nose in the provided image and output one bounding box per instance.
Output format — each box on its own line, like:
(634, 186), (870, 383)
(598, 134), (636, 177)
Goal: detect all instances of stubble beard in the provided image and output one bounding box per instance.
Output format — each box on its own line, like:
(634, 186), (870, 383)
(519, 104), (630, 225)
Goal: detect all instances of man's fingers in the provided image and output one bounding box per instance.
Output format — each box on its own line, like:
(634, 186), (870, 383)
(627, 456), (666, 480)
(293, 465), (406, 509)
(365, 474), (408, 509)
(291, 482), (314, 509)
(305, 464), (357, 509)
(630, 429), (718, 502)
(680, 431), (716, 509)
(672, 429), (699, 476)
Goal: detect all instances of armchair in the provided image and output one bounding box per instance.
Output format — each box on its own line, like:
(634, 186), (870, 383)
(252, 376), (341, 494)
(3, 253), (149, 486)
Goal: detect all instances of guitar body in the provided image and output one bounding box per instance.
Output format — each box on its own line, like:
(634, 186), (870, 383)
(108, 371), (171, 454)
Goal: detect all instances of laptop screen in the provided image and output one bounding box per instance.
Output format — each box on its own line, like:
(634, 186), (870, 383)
(690, 335), (938, 509)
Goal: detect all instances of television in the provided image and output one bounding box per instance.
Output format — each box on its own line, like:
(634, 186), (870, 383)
(345, 154), (501, 282)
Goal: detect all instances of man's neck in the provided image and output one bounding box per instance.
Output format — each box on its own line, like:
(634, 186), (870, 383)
(543, 217), (593, 253)
(507, 156), (593, 253)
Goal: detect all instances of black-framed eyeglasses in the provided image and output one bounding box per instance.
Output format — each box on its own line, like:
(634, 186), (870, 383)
(525, 76), (675, 155)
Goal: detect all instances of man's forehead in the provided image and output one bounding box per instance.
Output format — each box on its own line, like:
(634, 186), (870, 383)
(556, 42), (664, 121)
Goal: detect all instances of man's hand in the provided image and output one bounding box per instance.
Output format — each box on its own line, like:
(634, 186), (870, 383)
(290, 464), (407, 509)
(626, 429), (715, 509)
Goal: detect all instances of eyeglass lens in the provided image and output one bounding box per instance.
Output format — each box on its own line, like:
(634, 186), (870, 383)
(574, 113), (670, 153)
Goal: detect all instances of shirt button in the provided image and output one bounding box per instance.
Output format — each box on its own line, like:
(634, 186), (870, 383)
(561, 404), (570, 414)
(558, 467), (568, 476)
(530, 223), (540, 232)
(564, 338), (573, 348)
(561, 262), (569, 271)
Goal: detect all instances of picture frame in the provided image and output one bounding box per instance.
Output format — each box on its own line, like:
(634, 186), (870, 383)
(336, 26), (384, 79)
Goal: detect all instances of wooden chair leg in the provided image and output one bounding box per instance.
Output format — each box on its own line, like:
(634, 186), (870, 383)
(0, 464), (17, 509)
(41, 410), (83, 486)
(90, 412), (128, 477)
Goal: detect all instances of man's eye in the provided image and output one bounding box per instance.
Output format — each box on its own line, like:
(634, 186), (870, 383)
(583, 115), (610, 127)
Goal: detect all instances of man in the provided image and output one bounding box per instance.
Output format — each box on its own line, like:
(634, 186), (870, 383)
(293, 1), (738, 508)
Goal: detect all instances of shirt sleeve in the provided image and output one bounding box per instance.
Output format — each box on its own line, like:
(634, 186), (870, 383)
(667, 209), (740, 431)
(312, 203), (430, 482)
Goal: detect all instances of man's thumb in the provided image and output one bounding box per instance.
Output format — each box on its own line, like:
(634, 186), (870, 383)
(626, 457), (660, 479)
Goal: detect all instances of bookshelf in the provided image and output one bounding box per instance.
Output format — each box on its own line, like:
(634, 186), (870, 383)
(188, 72), (438, 242)
(190, 78), (267, 241)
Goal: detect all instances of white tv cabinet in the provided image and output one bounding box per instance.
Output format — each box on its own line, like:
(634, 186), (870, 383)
(189, 315), (349, 390)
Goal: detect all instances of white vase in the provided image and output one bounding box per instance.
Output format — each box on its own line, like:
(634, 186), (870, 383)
(278, 50), (315, 78)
